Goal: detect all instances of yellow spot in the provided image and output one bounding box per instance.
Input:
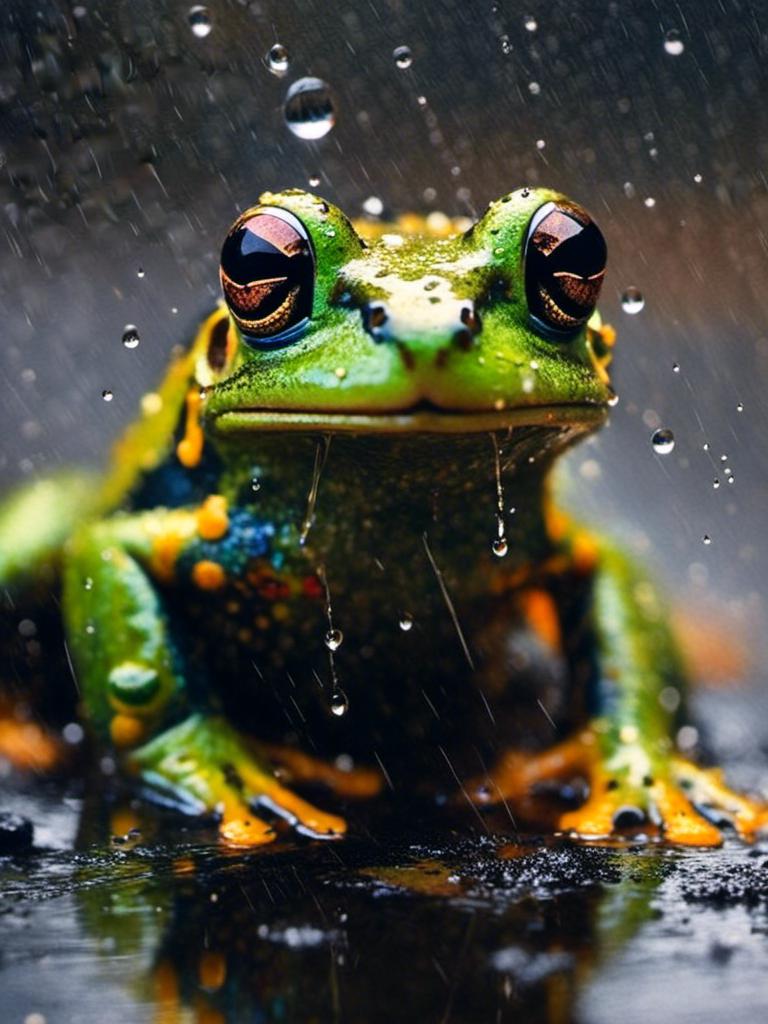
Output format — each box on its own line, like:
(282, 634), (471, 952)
(176, 386), (204, 468)
(198, 950), (227, 992)
(110, 806), (142, 839)
(192, 560), (226, 590)
(197, 494), (229, 540)
(571, 531), (599, 572)
(140, 391), (163, 416)
(148, 510), (198, 584)
(110, 714), (146, 748)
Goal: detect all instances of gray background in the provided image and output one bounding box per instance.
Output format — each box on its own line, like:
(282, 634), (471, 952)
(1, 0), (766, 647)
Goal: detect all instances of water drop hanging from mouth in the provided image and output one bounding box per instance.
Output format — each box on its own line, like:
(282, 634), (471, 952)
(330, 690), (349, 717)
(325, 629), (343, 652)
(490, 433), (508, 557)
(284, 78), (336, 140)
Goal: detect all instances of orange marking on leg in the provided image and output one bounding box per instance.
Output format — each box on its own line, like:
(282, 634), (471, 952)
(110, 713), (147, 749)
(570, 531), (599, 573)
(262, 743), (383, 798)
(651, 778), (722, 847)
(197, 495), (229, 541)
(176, 387), (205, 468)
(219, 794), (276, 847)
(192, 560), (226, 590)
(259, 779), (347, 837)
(519, 588), (562, 653)
(672, 758), (768, 841)
(148, 509), (197, 583)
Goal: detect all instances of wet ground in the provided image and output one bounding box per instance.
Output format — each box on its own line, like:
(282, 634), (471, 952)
(2, 690), (768, 1024)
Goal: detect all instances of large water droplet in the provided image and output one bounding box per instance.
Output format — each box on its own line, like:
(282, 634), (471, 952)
(621, 287), (645, 314)
(664, 30), (684, 55)
(325, 628), (343, 651)
(393, 45), (412, 69)
(492, 538), (508, 558)
(188, 5), (212, 38)
(122, 324), (140, 349)
(284, 78), (336, 140)
(267, 43), (289, 76)
(651, 428), (675, 454)
(330, 689), (349, 716)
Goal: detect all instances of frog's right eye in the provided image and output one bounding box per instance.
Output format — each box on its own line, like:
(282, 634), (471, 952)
(219, 208), (315, 348)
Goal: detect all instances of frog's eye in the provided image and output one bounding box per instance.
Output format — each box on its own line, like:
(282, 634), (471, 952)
(524, 201), (606, 336)
(219, 208), (315, 348)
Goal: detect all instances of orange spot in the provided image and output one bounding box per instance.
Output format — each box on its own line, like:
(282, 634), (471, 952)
(519, 589), (562, 653)
(176, 387), (204, 468)
(0, 718), (62, 772)
(197, 495), (229, 541)
(153, 959), (180, 1006)
(571, 531), (599, 573)
(149, 510), (197, 584)
(219, 815), (276, 847)
(198, 950), (227, 992)
(192, 560), (226, 590)
(544, 503), (570, 542)
(172, 856), (196, 876)
(110, 713), (146, 749)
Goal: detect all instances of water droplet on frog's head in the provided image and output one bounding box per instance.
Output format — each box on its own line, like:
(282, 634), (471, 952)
(284, 77), (336, 140)
(621, 287), (645, 314)
(188, 5), (212, 38)
(122, 325), (140, 349)
(362, 195), (384, 217)
(492, 537), (508, 558)
(325, 628), (343, 652)
(393, 45), (412, 69)
(137, 267), (145, 279)
(524, 15), (538, 31)
(102, 389), (114, 402)
(664, 30), (685, 55)
(330, 689), (349, 716)
(651, 428), (675, 454)
(399, 613), (414, 632)
(267, 43), (289, 75)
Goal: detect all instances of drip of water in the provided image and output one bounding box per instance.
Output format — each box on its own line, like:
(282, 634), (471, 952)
(490, 432), (508, 557)
(317, 563), (347, 715)
(299, 434), (332, 545)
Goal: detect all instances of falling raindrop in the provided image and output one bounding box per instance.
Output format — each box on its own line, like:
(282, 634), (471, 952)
(102, 389), (114, 402)
(702, 534), (712, 545)
(622, 287), (645, 314)
(250, 477), (261, 492)
(188, 5), (212, 38)
(736, 402), (744, 412)
(672, 362), (680, 373)
(492, 538), (509, 558)
(393, 45), (413, 69)
(330, 690), (349, 717)
(713, 479), (720, 489)
(651, 428), (675, 454)
(528, 81), (541, 95)
(137, 267), (145, 279)
(267, 43), (289, 76)
(524, 15), (538, 31)
(284, 78), (336, 140)
(693, 173), (703, 184)
(325, 628), (344, 652)
(399, 613), (414, 632)
(299, 435), (331, 544)
(122, 324), (140, 349)
(308, 174), (321, 187)
(663, 30), (685, 55)
(84, 576), (93, 590)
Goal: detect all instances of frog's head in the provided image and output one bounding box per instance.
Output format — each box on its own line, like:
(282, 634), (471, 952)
(205, 187), (614, 435)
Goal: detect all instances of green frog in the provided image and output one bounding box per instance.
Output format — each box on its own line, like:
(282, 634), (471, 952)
(1, 186), (765, 847)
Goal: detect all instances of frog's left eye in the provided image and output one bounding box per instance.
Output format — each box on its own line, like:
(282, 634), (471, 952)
(524, 201), (606, 336)
(220, 208), (315, 348)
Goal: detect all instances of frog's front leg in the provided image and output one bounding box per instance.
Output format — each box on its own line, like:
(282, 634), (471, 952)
(62, 506), (346, 846)
(471, 535), (768, 847)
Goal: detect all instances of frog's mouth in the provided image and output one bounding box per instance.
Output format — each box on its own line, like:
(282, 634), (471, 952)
(211, 401), (607, 435)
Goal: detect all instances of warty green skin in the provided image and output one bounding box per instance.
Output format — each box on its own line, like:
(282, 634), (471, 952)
(0, 187), (743, 845)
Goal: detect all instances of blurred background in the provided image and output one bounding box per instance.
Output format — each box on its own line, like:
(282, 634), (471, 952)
(1, 0), (766, 653)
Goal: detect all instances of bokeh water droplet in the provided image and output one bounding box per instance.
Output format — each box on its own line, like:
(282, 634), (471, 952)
(622, 287), (645, 314)
(362, 195), (384, 217)
(325, 628), (343, 651)
(122, 324), (140, 349)
(664, 30), (685, 55)
(251, 477), (260, 492)
(284, 78), (336, 140)
(267, 44), (289, 76)
(102, 389), (114, 402)
(528, 81), (541, 95)
(651, 428), (675, 454)
(393, 45), (412, 69)
(524, 16), (538, 31)
(188, 5), (212, 38)
(644, 196), (656, 208)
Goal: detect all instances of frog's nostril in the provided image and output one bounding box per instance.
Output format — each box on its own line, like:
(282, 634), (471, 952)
(361, 301), (390, 342)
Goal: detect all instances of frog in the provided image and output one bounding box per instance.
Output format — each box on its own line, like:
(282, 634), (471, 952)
(1, 186), (765, 849)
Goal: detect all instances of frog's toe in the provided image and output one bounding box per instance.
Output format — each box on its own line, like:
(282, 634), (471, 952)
(670, 757), (768, 842)
(238, 764), (347, 840)
(468, 731), (594, 806)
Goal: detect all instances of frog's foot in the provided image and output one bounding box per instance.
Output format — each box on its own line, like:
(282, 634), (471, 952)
(469, 729), (768, 847)
(0, 713), (63, 772)
(130, 714), (347, 847)
(262, 743), (384, 798)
